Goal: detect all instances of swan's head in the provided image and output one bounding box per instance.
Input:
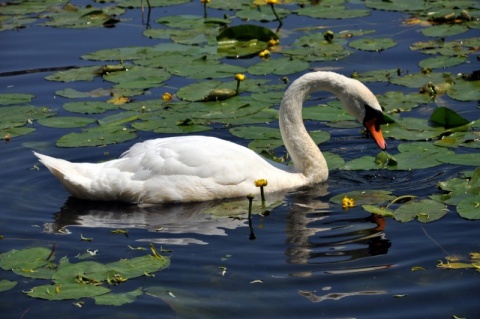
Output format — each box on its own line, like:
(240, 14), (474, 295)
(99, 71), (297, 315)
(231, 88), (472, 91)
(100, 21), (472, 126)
(337, 77), (387, 151)
(362, 104), (387, 151)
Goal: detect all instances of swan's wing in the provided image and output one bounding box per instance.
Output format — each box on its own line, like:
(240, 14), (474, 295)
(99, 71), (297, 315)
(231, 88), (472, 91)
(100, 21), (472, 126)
(113, 136), (274, 186)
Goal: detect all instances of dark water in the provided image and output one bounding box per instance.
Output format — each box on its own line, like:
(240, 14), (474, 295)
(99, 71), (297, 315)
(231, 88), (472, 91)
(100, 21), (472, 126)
(1, 2), (479, 319)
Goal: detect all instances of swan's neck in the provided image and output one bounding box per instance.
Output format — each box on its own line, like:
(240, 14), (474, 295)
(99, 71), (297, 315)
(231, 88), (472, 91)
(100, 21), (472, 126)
(279, 72), (353, 183)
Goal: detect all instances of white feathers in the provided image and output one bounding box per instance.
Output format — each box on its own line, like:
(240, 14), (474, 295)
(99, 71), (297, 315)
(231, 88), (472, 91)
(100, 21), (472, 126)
(35, 71), (383, 204)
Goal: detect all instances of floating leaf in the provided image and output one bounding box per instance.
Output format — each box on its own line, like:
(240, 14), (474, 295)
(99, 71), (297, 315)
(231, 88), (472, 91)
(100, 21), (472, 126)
(37, 117), (96, 128)
(63, 101), (118, 114)
(0, 93), (35, 105)
(103, 66), (171, 89)
(421, 24), (469, 37)
(331, 190), (395, 206)
(429, 107), (470, 128)
(56, 125), (137, 148)
(248, 57), (310, 76)
(45, 66), (100, 82)
(447, 78), (480, 102)
(217, 25), (279, 42)
(362, 205), (395, 217)
(296, 5), (370, 19)
(419, 56), (466, 69)
(349, 38), (397, 51)
(457, 195), (480, 220)
(94, 287), (143, 306)
(27, 283), (111, 300)
(438, 153), (480, 166)
(394, 199), (447, 223)
(0, 280), (17, 292)
(0, 247), (52, 272)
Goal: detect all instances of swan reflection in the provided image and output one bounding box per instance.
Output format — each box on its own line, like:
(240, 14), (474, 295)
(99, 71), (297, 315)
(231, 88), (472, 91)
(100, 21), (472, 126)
(44, 183), (391, 264)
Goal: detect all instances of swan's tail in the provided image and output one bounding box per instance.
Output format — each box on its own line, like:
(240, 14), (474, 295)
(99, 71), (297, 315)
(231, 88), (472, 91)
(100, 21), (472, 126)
(33, 152), (100, 200)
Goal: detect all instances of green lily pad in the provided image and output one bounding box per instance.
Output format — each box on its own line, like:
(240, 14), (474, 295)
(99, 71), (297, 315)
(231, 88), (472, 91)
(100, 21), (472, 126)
(447, 78), (480, 101)
(429, 107), (470, 128)
(419, 56), (467, 69)
(94, 287), (143, 306)
(63, 101), (118, 114)
(457, 195), (480, 220)
(41, 5), (124, 29)
(45, 66), (101, 82)
(56, 125), (137, 148)
(27, 283), (110, 300)
(248, 57), (310, 76)
(217, 24), (279, 43)
(362, 205), (395, 217)
(117, 0), (190, 8)
(0, 280), (17, 292)
(377, 91), (432, 113)
(37, 116), (96, 128)
(217, 24), (279, 58)
(390, 72), (449, 89)
(421, 24), (469, 37)
(438, 153), (480, 166)
(0, 247), (51, 271)
(330, 190), (395, 206)
(0, 93), (35, 105)
(394, 199), (447, 223)
(235, 6), (290, 22)
(103, 66), (171, 89)
(296, 5), (370, 19)
(349, 37), (397, 51)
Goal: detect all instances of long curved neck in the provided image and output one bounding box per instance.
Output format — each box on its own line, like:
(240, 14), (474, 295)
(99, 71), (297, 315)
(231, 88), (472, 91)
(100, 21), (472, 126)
(279, 72), (351, 183)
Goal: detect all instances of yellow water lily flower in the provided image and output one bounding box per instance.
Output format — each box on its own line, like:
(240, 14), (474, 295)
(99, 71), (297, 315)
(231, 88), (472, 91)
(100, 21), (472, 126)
(162, 92), (172, 101)
(259, 49), (271, 58)
(235, 73), (246, 81)
(254, 179), (268, 187)
(342, 196), (355, 208)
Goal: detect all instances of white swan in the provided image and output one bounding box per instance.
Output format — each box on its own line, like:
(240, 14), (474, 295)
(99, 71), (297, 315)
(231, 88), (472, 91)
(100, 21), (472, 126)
(34, 71), (386, 204)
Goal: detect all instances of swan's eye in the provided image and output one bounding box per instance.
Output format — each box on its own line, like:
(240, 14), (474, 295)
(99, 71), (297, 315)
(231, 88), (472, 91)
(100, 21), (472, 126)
(363, 104), (385, 131)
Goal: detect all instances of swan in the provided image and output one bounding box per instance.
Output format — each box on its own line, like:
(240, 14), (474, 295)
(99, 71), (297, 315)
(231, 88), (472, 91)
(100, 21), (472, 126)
(34, 71), (387, 204)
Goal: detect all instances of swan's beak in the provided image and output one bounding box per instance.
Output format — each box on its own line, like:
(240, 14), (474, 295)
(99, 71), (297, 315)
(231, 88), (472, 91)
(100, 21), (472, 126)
(364, 118), (387, 150)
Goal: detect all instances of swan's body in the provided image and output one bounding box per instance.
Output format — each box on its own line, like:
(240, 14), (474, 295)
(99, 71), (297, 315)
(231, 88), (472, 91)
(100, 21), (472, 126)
(35, 71), (386, 204)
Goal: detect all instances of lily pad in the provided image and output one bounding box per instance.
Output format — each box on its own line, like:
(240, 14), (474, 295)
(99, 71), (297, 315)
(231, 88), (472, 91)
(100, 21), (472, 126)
(0, 93), (35, 105)
(349, 38), (397, 51)
(419, 56), (467, 69)
(27, 283), (111, 300)
(421, 24), (469, 37)
(394, 199), (447, 223)
(37, 116), (96, 128)
(296, 5), (370, 19)
(45, 66), (101, 82)
(103, 66), (171, 89)
(0, 280), (17, 292)
(63, 101), (118, 114)
(0, 247), (51, 271)
(447, 78), (480, 101)
(330, 190), (395, 206)
(94, 287), (143, 306)
(457, 195), (480, 220)
(56, 125), (137, 148)
(248, 57), (310, 76)
(429, 107), (470, 128)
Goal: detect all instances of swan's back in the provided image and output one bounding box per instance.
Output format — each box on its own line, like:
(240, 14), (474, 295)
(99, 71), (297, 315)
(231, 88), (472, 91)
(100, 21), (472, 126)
(35, 136), (304, 203)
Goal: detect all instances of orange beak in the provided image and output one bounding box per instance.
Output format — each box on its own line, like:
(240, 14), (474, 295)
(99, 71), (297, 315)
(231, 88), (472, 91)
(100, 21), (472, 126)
(364, 118), (387, 150)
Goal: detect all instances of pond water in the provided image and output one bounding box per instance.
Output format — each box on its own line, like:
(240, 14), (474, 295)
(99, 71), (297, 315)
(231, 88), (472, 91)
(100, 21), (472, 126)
(1, 1), (479, 318)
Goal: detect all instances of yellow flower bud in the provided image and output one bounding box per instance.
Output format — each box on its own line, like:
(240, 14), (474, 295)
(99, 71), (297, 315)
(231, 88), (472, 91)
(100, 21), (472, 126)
(265, 0), (278, 4)
(200, 0), (210, 3)
(162, 92), (172, 101)
(342, 196), (355, 209)
(268, 38), (280, 47)
(254, 179), (268, 187)
(234, 73), (246, 81)
(259, 49), (271, 58)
